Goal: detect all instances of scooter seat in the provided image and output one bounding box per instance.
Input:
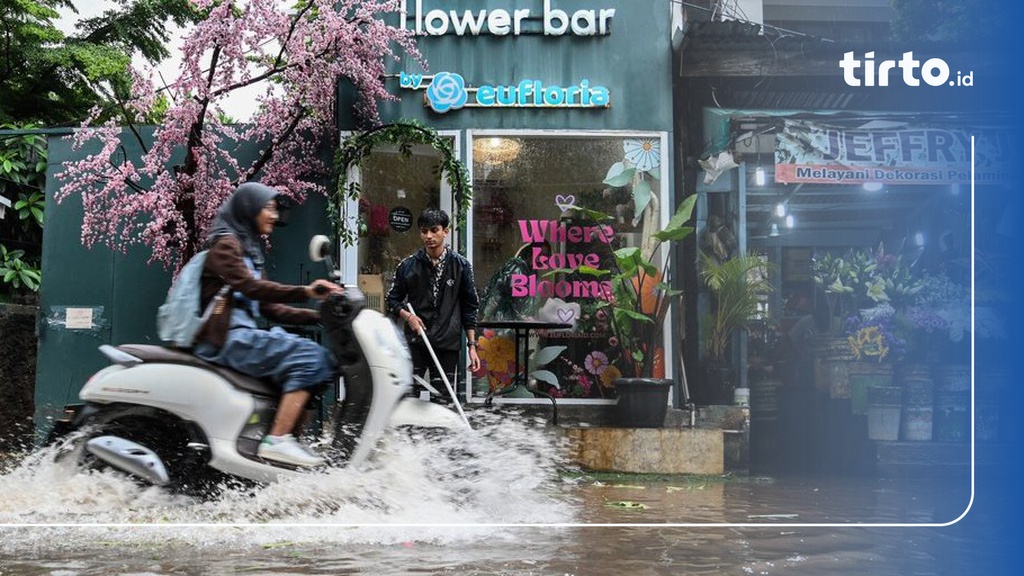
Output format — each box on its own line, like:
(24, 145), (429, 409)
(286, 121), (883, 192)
(116, 344), (279, 397)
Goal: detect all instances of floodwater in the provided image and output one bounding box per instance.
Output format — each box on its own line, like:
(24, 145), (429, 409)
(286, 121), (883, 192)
(0, 411), (1009, 575)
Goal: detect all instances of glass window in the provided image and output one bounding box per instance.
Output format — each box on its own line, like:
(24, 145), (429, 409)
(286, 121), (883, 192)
(470, 133), (668, 402)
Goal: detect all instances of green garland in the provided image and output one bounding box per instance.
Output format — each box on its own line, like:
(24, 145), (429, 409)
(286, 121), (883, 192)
(330, 120), (473, 248)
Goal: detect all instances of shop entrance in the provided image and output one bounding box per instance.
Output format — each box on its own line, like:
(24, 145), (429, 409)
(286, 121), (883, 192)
(346, 142), (455, 311)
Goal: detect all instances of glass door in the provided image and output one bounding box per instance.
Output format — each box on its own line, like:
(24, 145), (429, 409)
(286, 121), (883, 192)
(339, 138), (456, 311)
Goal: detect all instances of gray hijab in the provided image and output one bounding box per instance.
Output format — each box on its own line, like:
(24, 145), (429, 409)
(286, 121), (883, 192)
(206, 182), (279, 268)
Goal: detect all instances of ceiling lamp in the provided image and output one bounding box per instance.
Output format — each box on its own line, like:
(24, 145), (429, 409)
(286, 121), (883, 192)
(473, 137), (521, 165)
(769, 223), (780, 237)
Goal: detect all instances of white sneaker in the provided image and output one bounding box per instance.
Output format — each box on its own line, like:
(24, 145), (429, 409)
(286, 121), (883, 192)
(257, 434), (324, 468)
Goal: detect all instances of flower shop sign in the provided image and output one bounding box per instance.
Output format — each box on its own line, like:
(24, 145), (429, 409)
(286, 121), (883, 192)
(775, 119), (1011, 185)
(399, 71), (611, 114)
(403, 0), (616, 36)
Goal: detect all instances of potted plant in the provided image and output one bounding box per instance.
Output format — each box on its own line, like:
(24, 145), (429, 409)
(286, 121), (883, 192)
(563, 195), (697, 426)
(698, 251), (775, 404)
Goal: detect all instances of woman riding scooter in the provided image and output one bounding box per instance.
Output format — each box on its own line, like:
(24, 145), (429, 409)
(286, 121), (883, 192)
(193, 181), (342, 467)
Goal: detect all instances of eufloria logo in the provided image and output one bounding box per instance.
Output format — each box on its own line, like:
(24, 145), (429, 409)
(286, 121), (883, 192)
(399, 70), (610, 113)
(425, 72), (468, 113)
(839, 51), (973, 87)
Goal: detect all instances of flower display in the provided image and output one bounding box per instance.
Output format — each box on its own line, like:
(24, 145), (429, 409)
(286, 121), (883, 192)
(476, 330), (516, 392)
(813, 243), (923, 332)
(845, 305), (906, 362)
(585, 351), (610, 375)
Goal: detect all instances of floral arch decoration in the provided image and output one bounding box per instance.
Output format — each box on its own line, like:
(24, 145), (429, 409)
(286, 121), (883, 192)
(331, 121), (472, 247)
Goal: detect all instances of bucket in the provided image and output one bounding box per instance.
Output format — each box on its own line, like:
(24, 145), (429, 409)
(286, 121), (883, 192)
(734, 387), (750, 407)
(610, 378), (671, 428)
(900, 377), (934, 441)
(849, 363), (893, 415)
(934, 365), (970, 392)
(814, 337), (853, 397)
(934, 390), (969, 442)
(750, 379), (780, 422)
(867, 385), (902, 441)
(933, 365), (970, 443)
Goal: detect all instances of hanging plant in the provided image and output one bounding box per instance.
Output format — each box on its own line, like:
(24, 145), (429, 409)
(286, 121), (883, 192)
(331, 121), (472, 247)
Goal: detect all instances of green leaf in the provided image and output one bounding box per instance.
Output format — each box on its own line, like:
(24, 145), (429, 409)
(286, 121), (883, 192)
(531, 369), (560, 389)
(614, 308), (653, 324)
(532, 345), (567, 367)
(604, 501), (648, 509)
(631, 178), (652, 224)
(603, 162), (635, 187)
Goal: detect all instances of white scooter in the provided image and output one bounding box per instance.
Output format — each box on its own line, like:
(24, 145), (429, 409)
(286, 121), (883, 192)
(48, 237), (465, 492)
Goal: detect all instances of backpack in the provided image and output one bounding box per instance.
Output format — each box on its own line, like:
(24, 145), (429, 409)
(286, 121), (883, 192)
(156, 250), (228, 347)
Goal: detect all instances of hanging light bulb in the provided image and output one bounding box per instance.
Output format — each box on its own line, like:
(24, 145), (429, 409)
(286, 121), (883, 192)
(775, 202), (786, 217)
(769, 223), (780, 237)
(755, 166), (766, 186)
(785, 214), (795, 228)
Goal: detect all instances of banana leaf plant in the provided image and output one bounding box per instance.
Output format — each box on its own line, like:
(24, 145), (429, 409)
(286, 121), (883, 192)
(558, 195), (697, 378)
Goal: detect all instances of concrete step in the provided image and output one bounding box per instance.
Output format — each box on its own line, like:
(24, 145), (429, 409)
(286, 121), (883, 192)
(566, 427), (724, 475)
(874, 440), (970, 478)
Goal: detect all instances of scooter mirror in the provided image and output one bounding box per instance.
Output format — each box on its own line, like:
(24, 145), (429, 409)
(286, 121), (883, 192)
(308, 235), (331, 262)
(308, 235), (340, 279)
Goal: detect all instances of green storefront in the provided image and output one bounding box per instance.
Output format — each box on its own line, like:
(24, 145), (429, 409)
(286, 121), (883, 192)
(36, 0), (680, 425)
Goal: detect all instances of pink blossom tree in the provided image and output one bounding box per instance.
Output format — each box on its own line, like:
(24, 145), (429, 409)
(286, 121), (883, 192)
(56, 0), (420, 270)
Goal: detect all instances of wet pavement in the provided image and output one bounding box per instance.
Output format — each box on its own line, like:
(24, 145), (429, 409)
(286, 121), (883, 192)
(0, 411), (1018, 575)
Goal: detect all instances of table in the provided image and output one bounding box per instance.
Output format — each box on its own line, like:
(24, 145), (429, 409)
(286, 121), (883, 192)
(477, 320), (572, 424)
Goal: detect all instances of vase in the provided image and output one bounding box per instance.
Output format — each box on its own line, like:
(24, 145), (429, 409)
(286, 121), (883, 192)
(867, 385), (902, 441)
(814, 336), (854, 398)
(699, 364), (735, 405)
(899, 374), (934, 442)
(848, 362), (893, 415)
(933, 364), (970, 442)
(610, 378), (671, 428)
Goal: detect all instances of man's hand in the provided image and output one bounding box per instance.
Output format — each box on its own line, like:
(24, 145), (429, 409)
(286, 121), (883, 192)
(402, 310), (425, 333)
(307, 279), (342, 300)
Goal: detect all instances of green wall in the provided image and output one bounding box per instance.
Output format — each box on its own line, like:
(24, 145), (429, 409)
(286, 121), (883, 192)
(35, 132), (331, 431)
(36, 0), (675, 426)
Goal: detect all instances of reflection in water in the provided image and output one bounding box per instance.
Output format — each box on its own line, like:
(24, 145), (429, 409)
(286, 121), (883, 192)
(0, 412), (1003, 574)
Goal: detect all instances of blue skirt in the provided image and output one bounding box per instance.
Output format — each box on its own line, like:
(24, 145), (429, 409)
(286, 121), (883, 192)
(195, 326), (337, 393)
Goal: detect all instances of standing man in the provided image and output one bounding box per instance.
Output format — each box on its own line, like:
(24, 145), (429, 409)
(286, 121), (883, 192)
(386, 208), (481, 403)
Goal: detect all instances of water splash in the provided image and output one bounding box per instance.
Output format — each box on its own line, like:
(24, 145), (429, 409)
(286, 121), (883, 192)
(0, 409), (578, 551)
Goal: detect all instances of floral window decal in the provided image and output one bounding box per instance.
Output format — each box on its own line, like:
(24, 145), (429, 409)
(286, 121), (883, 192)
(622, 138), (661, 172)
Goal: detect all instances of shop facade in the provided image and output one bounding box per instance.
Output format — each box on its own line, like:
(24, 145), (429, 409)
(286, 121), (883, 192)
(677, 17), (1011, 473)
(336, 0), (682, 406)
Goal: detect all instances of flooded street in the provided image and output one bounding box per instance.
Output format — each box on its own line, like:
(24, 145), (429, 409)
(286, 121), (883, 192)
(0, 412), (1012, 575)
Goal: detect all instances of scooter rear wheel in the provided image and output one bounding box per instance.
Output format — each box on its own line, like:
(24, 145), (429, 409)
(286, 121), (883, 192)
(61, 403), (230, 496)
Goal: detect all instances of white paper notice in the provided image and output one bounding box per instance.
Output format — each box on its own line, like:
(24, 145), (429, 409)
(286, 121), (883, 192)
(65, 308), (94, 329)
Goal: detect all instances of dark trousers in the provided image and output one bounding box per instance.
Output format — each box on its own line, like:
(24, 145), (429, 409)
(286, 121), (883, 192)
(410, 344), (460, 404)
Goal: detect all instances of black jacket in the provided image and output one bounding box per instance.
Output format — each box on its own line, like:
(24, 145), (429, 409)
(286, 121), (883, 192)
(385, 248), (479, 351)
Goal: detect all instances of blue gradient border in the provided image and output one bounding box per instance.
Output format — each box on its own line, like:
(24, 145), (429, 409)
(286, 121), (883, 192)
(964, 1), (1024, 572)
